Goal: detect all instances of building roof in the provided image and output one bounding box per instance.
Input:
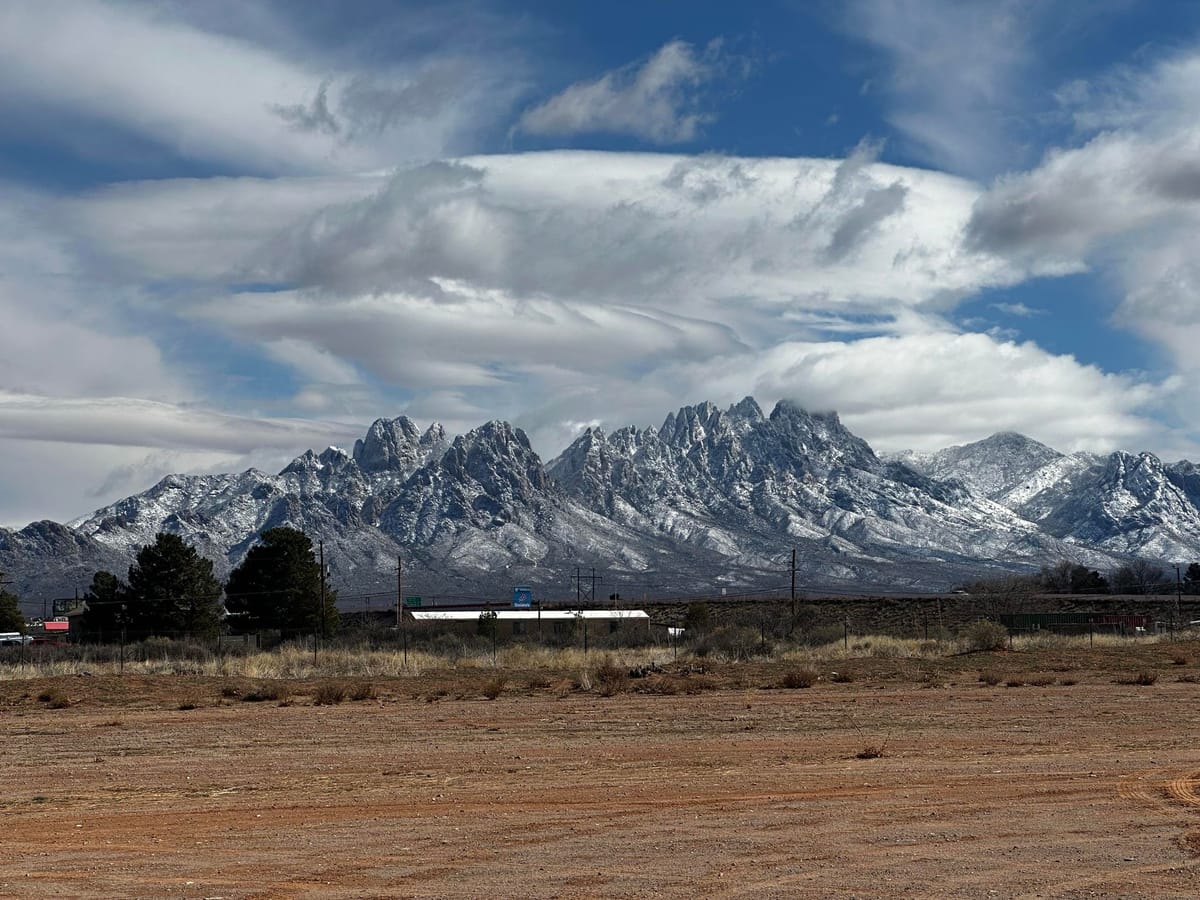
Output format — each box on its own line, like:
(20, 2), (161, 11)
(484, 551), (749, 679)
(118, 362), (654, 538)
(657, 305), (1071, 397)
(408, 609), (650, 623)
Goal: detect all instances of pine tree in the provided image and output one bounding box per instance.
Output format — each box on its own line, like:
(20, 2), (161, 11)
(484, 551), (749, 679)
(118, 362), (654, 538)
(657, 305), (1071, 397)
(80, 570), (126, 643)
(0, 573), (23, 633)
(225, 527), (337, 637)
(125, 533), (223, 639)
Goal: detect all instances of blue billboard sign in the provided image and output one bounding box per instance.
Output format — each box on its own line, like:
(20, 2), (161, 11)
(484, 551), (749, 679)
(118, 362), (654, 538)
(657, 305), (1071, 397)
(513, 586), (532, 609)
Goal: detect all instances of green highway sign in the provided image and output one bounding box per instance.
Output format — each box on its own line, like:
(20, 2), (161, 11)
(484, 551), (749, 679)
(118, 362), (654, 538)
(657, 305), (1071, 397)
(403, 596), (422, 608)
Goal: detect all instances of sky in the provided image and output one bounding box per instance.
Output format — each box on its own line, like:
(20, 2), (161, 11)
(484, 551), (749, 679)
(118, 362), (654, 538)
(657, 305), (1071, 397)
(4, 0), (1200, 526)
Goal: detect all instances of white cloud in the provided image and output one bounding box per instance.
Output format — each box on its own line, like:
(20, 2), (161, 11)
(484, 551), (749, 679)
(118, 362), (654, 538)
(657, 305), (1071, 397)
(845, 0), (1038, 176)
(0, 1), (526, 175)
(650, 331), (1166, 455)
(515, 40), (734, 143)
(965, 41), (1200, 442)
(0, 393), (364, 526)
(72, 151), (1013, 316)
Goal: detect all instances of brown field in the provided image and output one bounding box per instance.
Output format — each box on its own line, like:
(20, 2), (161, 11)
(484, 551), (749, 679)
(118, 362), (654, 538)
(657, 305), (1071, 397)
(3, 642), (1200, 898)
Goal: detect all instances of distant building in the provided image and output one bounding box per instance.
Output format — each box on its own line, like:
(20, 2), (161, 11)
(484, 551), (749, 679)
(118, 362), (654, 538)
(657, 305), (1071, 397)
(408, 608), (650, 639)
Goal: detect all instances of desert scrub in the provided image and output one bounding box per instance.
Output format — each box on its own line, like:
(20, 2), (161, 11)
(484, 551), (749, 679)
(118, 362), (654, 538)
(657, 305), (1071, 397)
(1115, 670), (1158, 686)
(38, 687), (69, 708)
(348, 681), (376, 701)
(313, 681), (346, 705)
(481, 675), (507, 700)
(242, 682), (289, 703)
(592, 656), (629, 697)
(780, 668), (819, 689)
(962, 620), (1009, 652)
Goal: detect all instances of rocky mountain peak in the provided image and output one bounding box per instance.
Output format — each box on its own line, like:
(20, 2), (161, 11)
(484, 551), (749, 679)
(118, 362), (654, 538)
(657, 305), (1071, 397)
(768, 400), (878, 471)
(439, 421), (547, 499)
(352, 416), (424, 473)
(913, 431), (1064, 499)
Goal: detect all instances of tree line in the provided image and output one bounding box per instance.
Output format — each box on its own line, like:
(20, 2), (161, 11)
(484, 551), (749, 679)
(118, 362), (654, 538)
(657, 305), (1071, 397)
(77, 527), (338, 642)
(961, 559), (1200, 596)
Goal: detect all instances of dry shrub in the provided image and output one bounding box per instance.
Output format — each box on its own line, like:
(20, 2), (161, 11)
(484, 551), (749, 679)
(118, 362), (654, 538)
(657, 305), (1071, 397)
(1060, 678), (1078, 686)
(830, 671), (854, 683)
(481, 675), (507, 700)
(1177, 673), (1200, 683)
(38, 687), (69, 708)
(683, 674), (718, 694)
(177, 699), (198, 710)
(1171, 653), (1190, 666)
(313, 681), (346, 705)
(780, 668), (819, 689)
(1005, 678), (1025, 688)
(963, 619), (1009, 652)
(593, 656), (629, 697)
(857, 744), (886, 759)
(525, 673), (552, 690)
(348, 681), (376, 702)
(978, 670), (1002, 686)
(243, 682), (289, 703)
(219, 684), (241, 699)
(1027, 675), (1055, 687)
(1116, 670), (1158, 686)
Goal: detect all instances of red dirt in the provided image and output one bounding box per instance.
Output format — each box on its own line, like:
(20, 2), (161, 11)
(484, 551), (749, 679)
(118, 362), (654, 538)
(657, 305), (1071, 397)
(2, 658), (1200, 898)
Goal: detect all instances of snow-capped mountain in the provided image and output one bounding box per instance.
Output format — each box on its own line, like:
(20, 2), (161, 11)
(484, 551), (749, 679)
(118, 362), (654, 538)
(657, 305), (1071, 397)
(5, 397), (1199, 606)
(895, 432), (1063, 499)
(902, 433), (1200, 562)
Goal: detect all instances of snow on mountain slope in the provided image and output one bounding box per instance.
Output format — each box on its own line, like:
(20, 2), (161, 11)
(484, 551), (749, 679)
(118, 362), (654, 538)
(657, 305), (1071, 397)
(12, 398), (1198, 602)
(897, 432), (1063, 499)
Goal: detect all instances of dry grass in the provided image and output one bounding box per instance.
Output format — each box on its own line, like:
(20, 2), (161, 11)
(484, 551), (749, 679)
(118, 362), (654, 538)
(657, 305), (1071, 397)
(592, 656), (629, 697)
(313, 681), (347, 705)
(1115, 670), (1159, 686)
(481, 675), (507, 700)
(37, 687), (69, 708)
(780, 668), (819, 689)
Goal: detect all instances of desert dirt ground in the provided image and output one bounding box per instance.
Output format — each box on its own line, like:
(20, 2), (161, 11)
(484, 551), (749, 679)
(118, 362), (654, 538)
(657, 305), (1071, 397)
(3, 645), (1200, 898)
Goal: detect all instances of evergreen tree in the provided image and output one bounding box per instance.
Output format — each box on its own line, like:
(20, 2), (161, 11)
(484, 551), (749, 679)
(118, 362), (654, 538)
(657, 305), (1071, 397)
(125, 533), (223, 639)
(0, 574), (23, 633)
(1186, 562), (1200, 594)
(225, 527), (337, 637)
(79, 570), (126, 643)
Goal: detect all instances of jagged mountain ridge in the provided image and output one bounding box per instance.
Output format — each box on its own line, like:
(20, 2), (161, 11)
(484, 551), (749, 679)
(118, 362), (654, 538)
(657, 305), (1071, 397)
(901, 433), (1200, 562)
(4, 397), (1197, 607)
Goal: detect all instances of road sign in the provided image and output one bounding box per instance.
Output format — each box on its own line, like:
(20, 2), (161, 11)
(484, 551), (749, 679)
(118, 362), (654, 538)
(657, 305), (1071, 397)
(512, 586), (532, 609)
(403, 596), (422, 608)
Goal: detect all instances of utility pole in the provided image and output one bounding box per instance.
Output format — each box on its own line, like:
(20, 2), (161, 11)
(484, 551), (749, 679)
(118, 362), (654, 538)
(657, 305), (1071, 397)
(398, 556), (407, 667)
(570, 567), (602, 607)
(790, 547), (797, 624)
(1176, 564), (1183, 638)
(316, 540), (325, 668)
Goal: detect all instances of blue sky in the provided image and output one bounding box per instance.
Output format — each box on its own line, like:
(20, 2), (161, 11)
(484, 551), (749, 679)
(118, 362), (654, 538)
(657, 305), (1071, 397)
(3, 0), (1200, 525)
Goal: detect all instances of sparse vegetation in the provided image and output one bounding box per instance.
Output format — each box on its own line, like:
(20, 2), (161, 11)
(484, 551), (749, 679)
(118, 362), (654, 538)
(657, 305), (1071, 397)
(592, 656), (628, 696)
(313, 681), (346, 705)
(1116, 670), (1158, 686)
(242, 682), (289, 703)
(978, 670), (1002, 686)
(481, 675), (507, 700)
(348, 681), (376, 701)
(962, 619), (1009, 652)
(780, 667), (818, 689)
(38, 687), (69, 708)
